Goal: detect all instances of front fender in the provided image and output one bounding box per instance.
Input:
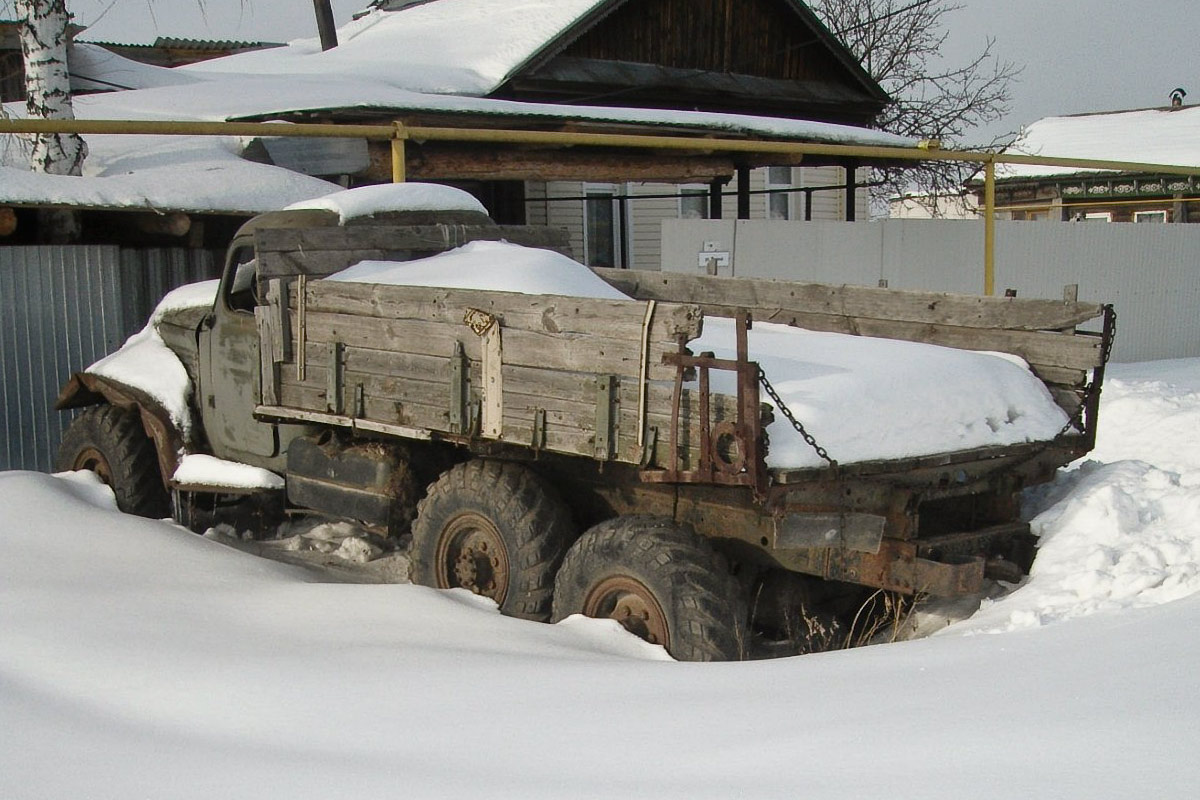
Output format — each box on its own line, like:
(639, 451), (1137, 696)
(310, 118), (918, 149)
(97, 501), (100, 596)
(55, 372), (189, 489)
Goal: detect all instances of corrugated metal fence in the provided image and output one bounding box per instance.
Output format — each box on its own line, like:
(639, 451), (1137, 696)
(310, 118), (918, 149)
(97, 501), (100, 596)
(662, 219), (1200, 363)
(1, 246), (221, 472)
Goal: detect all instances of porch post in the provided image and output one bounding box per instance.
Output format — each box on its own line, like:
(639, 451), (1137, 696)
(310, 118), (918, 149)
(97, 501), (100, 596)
(984, 159), (996, 296)
(736, 166), (750, 219)
(844, 160), (857, 221)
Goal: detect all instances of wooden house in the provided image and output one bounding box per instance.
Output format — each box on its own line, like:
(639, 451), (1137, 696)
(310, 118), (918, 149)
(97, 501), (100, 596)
(7, 0), (895, 257)
(983, 103), (1200, 224)
(272, 0), (894, 268)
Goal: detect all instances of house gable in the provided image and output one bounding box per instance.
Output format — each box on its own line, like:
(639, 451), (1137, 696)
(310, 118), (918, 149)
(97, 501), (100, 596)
(498, 0), (888, 125)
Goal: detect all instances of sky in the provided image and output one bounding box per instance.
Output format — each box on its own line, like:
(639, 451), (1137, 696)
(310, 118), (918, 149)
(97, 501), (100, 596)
(21, 0), (1200, 146)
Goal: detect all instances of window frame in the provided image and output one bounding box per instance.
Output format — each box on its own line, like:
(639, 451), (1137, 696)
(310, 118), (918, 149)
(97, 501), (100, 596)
(765, 166), (793, 221)
(678, 184), (710, 220)
(582, 182), (630, 269)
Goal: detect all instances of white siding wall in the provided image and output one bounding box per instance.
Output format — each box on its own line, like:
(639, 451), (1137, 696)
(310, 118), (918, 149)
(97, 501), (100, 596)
(524, 181), (587, 262)
(528, 166), (871, 270)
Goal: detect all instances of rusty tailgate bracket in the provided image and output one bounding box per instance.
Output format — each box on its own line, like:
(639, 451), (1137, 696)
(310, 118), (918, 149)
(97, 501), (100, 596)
(641, 312), (768, 498)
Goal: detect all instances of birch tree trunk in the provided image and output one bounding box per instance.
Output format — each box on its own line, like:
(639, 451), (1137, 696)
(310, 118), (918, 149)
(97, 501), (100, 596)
(18, 0), (86, 241)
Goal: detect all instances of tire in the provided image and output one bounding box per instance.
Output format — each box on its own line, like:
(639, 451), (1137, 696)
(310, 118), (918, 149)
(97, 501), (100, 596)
(56, 405), (169, 518)
(552, 516), (748, 661)
(410, 460), (574, 621)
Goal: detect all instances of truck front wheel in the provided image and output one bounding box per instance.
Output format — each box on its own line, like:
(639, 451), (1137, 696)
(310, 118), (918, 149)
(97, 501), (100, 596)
(552, 516), (748, 661)
(56, 405), (169, 518)
(410, 460), (574, 621)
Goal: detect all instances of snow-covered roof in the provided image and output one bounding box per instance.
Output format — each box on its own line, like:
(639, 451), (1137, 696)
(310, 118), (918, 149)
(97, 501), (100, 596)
(2, 0), (911, 215)
(1, 68), (910, 214)
(181, 1), (610, 96)
(0, 102), (339, 215)
(999, 105), (1200, 180)
(69, 43), (207, 93)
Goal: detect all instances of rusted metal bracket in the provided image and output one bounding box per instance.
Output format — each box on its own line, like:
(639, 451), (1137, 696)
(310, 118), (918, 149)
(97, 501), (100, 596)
(464, 308), (502, 439)
(642, 312), (767, 496)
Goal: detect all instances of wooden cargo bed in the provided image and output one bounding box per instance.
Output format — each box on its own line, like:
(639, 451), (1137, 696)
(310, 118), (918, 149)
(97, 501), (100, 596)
(250, 225), (1113, 491)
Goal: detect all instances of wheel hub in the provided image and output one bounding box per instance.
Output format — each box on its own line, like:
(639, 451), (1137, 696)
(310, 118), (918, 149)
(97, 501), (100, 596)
(437, 513), (510, 604)
(583, 576), (669, 647)
(73, 446), (113, 485)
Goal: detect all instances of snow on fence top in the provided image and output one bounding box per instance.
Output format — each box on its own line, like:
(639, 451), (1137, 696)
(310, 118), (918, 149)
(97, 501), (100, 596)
(284, 183), (488, 222)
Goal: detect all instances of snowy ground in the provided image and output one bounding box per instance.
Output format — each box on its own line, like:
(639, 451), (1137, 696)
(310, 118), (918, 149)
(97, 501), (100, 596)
(2, 359), (1199, 798)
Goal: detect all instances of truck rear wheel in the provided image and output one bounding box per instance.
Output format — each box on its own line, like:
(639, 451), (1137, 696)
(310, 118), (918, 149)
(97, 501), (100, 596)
(56, 405), (169, 518)
(552, 516), (748, 661)
(410, 460), (574, 621)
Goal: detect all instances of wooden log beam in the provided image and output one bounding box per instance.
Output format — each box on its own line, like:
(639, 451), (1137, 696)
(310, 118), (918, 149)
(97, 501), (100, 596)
(134, 211), (191, 238)
(365, 141), (739, 183)
(0, 207), (16, 237)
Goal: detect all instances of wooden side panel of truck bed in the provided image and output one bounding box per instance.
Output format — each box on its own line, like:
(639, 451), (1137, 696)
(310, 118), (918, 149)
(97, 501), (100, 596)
(254, 276), (754, 471)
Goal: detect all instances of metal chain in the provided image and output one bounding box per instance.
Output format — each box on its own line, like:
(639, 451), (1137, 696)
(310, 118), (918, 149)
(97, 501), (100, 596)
(1101, 304), (1118, 364)
(1057, 382), (1094, 438)
(757, 366), (838, 469)
(1056, 304), (1118, 439)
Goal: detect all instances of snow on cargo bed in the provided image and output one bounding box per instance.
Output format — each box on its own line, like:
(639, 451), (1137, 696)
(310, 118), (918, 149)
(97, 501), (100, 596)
(329, 241), (1070, 469)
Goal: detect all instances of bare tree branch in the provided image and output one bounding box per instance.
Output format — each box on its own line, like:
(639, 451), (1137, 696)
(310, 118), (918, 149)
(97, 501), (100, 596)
(813, 0), (1021, 213)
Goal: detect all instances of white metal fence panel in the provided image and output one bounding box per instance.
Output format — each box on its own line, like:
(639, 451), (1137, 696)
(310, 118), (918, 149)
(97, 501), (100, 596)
(662, 219), (1200, 363)
(1, 246), (221, 472)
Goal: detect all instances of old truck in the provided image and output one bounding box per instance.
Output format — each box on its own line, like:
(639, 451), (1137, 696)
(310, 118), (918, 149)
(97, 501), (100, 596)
(54, 184), (1115, 661)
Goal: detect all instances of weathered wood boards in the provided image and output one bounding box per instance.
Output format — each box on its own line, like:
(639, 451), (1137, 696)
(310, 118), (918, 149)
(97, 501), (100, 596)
(594, 269), (1105, 333)
(258, 275), (743, 471)
(256, 224), (573, 280)
(594, 268), (1106, 421)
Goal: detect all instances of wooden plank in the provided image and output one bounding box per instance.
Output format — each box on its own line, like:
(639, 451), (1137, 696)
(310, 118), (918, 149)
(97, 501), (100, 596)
(1050, 387), (1084, 420)
(481, 324), (502, 438)
(1028, 363), (1088, 388)
(289, 366), (455, 410)
(302, 311), (681, 381)
(281, 384), (451, 432)
(258, 248), (400, 280)
(280, 357), (737, 471)
(851, 318), (1103, 371)
(256, 223), (572, 256)
(326, 341), (344, 414)
(596, 268), (1105, 332)
(303, 343), (457, 384)
(255, 309), (279, 407)
(265, 279), (291, 363)
(600, 279), (1103, 371)
(302, 280), (702, 341)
